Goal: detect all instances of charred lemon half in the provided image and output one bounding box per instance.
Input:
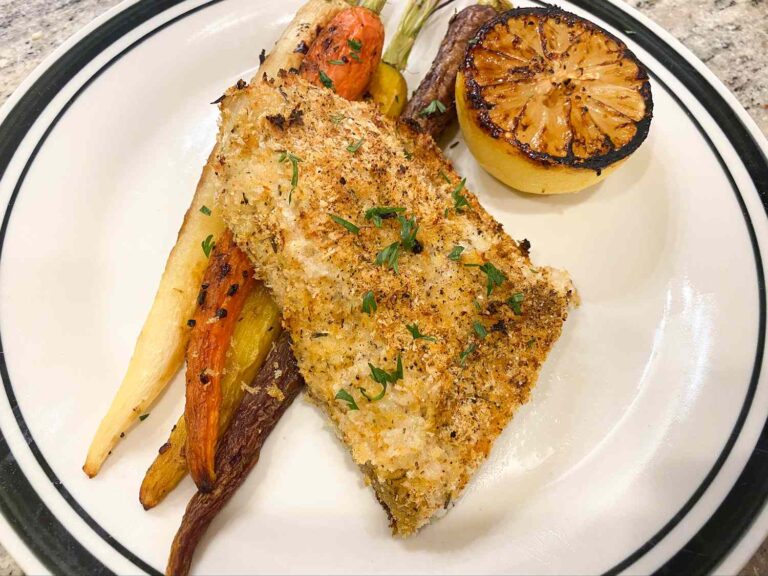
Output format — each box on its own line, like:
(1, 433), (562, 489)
(456, 7), (653, 194)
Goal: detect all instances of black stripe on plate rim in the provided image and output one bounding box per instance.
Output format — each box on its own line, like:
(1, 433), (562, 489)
(556, 0), (768, 573)
(0, 0), (226, 574)
(0, 0), (766, 575)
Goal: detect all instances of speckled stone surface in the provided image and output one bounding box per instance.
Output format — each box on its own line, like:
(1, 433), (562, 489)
(0, 0), (766, 575)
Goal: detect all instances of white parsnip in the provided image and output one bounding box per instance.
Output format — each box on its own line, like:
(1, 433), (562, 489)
(83, 0), (349, 477)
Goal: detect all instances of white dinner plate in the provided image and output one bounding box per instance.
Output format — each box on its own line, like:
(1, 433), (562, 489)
(1, 0), (768, 574)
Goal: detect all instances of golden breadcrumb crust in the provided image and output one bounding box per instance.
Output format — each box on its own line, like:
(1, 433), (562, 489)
(214, 74), (575, 535)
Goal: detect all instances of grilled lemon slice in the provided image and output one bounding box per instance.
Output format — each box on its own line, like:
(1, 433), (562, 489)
(456, 7), (653, 194)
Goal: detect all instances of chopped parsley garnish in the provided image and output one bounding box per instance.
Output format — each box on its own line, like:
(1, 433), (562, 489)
(526, 337), (536, 348)
(406, 323), (436, 342)
(346, 137), (364, 153)
(452, 178), (469, 211)
(404, 149), (413, 160)
(473, 299), (482, 311)
(459, 343), (476, 367)
(362, 291), (377, 315)
(439, 170), (452, 184)
(397, 214), (419, 251)
(507, 292), (524, 315)
(278, 151), (301, 200)
(347, 38), (362, 62)
(139, 413), (150, 421)
(201, 234), (215, 258)
(335, 389), (359, 410)
(330, 113), (347, 124)
(318, 70), (334, 90)
(474, 262), (506, 296)
(329, 59), (345, 65)
(329, 214), (360, 234)
(360, 355), (403, 401)
(365, 206), (405, 227)
(375, 241), (401, 274)
(199, 205), (212, 216)
(420, 99), (447, 117)
(448, 245), (464, 261)
(473, 321), (488, 339)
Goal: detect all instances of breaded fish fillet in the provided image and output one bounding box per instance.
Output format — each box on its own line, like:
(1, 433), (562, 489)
(214, 73), (575, 535)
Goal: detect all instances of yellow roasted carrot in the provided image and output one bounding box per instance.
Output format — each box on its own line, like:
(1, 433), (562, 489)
(140, 285), (280, 508)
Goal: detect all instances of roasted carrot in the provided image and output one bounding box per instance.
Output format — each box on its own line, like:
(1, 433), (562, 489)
(167, 333), (302, 576)
(181, 2), (386, 495)
(299, 6), (385, 100)
(185, 230), (256, 491)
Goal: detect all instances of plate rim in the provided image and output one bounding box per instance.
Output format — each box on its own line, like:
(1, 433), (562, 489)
(1, 0), (768, 574)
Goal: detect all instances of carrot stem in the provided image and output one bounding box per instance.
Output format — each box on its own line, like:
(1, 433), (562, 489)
(382, 0), (440, 71)
(358, 0), (387, 14)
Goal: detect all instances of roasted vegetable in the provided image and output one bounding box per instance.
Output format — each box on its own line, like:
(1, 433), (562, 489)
(82, 0), (348, 478)
(139, 285), (280, 509)
(299, 5), (385, 100)
(83, 179), (227, 478)
(366, 0), (439, 117)
(184, 230), (258, 491)
(401, 3), (499, 136)
(368, 62), (408, 117)
(166, 334), (302, 576)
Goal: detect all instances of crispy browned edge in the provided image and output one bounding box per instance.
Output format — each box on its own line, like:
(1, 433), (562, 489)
(166, 333), (302, 576)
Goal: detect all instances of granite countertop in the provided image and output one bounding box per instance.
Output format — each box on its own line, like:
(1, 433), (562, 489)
(0, 0), (767, 574)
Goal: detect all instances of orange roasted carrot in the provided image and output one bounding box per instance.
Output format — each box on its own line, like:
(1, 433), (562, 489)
(185, 230), (256, 491)
(299, 6), (385, 100)
(184, 5), (384, 494)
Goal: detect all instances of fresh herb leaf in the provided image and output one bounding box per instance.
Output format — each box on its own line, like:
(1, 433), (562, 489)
(526, 337), (536, 348)
(139, 413), (150, 421)
(199, 205), (212, 216)
(318, 70), (334, 91)
(459, 343), (476, 367)
(419, 99), (447, 117)
(478, 262), (506, 296)
(397, 215), (419, 251)
(362, 291), (377, 315)
(403, 149), (413, 160)
(473, 321), (488, 339)
(448, 245), (464, 261)
(330, 113), (347, 124)
(439, 169), (451, 184)
(278, 151), (301, 194)
(347, 38), (362, 51)
(406, 323), (436, 342)
(473, 299), (482, 311)
(507, 291), (524, 315)
(346, 137), (364, 153)
(329, 59), (345, 65)
(365, 206), (405, 228)
(452, 178), (469, 211)
(329, 214), (360, 234)
(361, 355), (403, 401)
(201, 234), (215, 258)
(375, 241), (401, 273)
(350, 51), (362, 62)
(335, 389), (359, 410)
